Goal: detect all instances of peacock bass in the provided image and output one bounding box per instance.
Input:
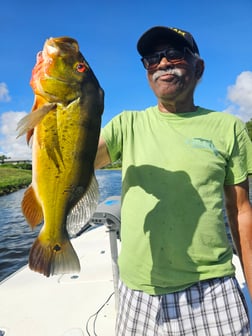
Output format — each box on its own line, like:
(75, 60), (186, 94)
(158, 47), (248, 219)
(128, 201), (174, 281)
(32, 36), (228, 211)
(17, 37), (104, 277)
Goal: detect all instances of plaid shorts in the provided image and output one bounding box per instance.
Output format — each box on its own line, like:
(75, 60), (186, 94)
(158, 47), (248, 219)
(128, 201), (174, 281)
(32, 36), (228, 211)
(116, 277), (250, 335)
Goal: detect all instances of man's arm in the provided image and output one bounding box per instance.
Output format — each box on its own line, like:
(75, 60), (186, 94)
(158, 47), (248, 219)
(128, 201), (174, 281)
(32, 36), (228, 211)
(94, 136), (112, 169)
(224, 178), (252, 299)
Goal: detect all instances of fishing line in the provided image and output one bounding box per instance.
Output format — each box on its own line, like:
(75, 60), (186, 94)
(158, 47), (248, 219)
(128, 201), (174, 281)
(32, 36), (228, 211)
(85, 292), (114, 336)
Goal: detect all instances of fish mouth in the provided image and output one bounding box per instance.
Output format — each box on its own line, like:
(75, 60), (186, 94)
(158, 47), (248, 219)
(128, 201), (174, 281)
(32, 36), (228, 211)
(34, 37), (79, 68)
(30, 36), (86, 104)
(44, 37), (80, 58)
(33, 37), (82, 83)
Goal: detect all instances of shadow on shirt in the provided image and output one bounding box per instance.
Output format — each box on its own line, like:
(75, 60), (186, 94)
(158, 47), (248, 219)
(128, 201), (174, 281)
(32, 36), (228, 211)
(123, 164), (207, 289)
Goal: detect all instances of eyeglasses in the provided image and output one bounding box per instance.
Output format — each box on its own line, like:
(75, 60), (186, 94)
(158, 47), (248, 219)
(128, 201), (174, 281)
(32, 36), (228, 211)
(141, 47), (193, 70)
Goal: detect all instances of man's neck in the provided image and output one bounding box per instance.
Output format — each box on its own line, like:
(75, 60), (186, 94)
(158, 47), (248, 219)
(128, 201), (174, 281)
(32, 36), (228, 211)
(158, 99), (197, 114)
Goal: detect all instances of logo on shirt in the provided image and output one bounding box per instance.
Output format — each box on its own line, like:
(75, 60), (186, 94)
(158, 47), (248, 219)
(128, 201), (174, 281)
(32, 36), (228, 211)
(186, 138), (219, 156)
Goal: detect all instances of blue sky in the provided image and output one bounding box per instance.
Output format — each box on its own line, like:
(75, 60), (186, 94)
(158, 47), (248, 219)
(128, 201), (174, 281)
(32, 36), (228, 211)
(0, 0), (252, 158)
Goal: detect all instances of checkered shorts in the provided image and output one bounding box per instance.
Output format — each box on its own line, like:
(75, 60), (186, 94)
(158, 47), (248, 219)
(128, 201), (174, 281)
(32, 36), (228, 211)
(116, 277), (250, 335)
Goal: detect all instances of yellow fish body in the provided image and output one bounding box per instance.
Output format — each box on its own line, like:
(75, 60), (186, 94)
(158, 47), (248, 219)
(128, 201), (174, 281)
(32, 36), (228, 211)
(17, 37), (104, 277)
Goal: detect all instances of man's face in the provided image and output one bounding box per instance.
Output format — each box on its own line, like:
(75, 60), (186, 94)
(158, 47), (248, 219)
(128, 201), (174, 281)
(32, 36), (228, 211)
(144, 44), (204, 105)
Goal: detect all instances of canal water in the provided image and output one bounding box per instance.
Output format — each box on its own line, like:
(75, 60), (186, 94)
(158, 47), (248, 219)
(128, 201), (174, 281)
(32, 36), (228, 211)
(0, 170), (121, 281)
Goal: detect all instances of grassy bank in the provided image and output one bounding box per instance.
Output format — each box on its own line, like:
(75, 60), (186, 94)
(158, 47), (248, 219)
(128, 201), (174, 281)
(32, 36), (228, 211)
(0, 164), (120, 196)
(0, 167), (32, 196)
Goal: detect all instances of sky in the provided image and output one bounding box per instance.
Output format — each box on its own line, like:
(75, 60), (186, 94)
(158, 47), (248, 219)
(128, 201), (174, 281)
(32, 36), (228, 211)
(0, 0), (252, 159)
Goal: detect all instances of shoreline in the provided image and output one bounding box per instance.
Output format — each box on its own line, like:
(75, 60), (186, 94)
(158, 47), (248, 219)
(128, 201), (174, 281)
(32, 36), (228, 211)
(0, 167), (121, 197)
(0, 184), (29, 197)
(0, 166), (32, 197)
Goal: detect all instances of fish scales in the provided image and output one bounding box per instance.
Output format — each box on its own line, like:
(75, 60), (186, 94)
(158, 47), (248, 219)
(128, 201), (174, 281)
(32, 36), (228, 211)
(17, 37), (104, 277)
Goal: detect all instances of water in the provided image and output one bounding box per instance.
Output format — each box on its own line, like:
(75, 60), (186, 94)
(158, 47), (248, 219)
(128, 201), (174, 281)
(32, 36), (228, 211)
(0, 172), (251, 283)
(0, 170), (121, 282)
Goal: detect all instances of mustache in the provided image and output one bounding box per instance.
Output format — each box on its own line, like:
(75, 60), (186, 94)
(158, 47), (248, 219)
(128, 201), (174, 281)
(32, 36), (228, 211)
(152, 68), (183, 81)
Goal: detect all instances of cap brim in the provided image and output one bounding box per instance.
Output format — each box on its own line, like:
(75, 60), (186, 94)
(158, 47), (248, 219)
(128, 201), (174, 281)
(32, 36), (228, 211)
(137, 26), (193, 56)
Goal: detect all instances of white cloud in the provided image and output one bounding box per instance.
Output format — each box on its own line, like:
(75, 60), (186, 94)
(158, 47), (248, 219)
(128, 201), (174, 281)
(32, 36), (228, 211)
(224, 71), (252, 121)
(0, 82), (11, 102)
(0, 111), (32, 159)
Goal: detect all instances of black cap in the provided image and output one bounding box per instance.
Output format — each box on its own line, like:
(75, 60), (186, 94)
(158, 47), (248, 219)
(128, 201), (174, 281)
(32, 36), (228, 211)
(137, 26), (200, 56)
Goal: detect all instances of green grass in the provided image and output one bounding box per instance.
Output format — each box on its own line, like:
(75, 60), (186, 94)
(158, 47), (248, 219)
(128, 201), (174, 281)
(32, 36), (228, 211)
(0, 167), (32, 195)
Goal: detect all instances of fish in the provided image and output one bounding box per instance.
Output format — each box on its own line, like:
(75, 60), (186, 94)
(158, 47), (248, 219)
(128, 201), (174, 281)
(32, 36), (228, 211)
(17, 37), (104, 277)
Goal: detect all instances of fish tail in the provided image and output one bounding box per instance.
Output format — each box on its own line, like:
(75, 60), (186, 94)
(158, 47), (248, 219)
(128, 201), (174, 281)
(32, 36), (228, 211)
(29, 234), (80, 277)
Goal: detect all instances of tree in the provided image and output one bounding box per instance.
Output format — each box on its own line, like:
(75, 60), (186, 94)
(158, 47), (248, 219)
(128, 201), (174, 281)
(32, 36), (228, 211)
(0, 155), (7, 164)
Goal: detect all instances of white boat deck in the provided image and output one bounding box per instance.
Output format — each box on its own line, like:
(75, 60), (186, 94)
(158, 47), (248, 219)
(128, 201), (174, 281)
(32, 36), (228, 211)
(0, 223), (251, 336)
(0, 225), (117, 336)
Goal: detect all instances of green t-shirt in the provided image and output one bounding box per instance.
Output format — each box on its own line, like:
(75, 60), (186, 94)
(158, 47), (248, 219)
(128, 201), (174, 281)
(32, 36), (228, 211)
(101, 106), (252, 294)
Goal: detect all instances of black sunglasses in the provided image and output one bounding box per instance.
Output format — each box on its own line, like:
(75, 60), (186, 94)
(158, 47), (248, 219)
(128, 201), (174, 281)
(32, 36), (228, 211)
(141, 47), (194, 70)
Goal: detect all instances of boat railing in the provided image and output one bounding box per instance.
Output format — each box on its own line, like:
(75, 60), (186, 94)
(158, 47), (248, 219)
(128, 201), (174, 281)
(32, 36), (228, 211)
(88, 196), (121, 312)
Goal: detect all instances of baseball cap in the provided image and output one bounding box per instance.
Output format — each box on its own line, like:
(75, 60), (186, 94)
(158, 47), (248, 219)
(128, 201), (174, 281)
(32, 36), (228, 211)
(137, 26), (200, 56)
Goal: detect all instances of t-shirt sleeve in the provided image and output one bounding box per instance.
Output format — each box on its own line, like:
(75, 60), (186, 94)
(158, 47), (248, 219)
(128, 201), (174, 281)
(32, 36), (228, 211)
(101, 113), (124, 163)
(225, 121), (252, 185)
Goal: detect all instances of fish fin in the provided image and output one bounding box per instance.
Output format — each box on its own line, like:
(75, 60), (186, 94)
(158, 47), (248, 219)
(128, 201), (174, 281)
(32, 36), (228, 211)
(66, 174), (99, 238)
(26, 129), (34, 145)
(22, 185), (43, 228)
(16, 102), (56, 142)
(29, 235), (80, 277)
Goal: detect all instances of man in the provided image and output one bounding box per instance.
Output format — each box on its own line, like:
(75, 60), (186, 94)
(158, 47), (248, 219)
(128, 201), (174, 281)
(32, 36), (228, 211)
(95, 26), (252, 335)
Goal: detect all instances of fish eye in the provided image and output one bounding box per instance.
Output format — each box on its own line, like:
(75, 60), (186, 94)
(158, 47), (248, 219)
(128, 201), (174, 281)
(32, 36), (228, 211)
(76, 62), (86, 73)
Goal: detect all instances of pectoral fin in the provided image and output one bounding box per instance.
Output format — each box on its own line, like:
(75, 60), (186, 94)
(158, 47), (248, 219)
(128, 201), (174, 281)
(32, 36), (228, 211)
(21, 185), (44, 228)
(16, 99), (56, 142)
